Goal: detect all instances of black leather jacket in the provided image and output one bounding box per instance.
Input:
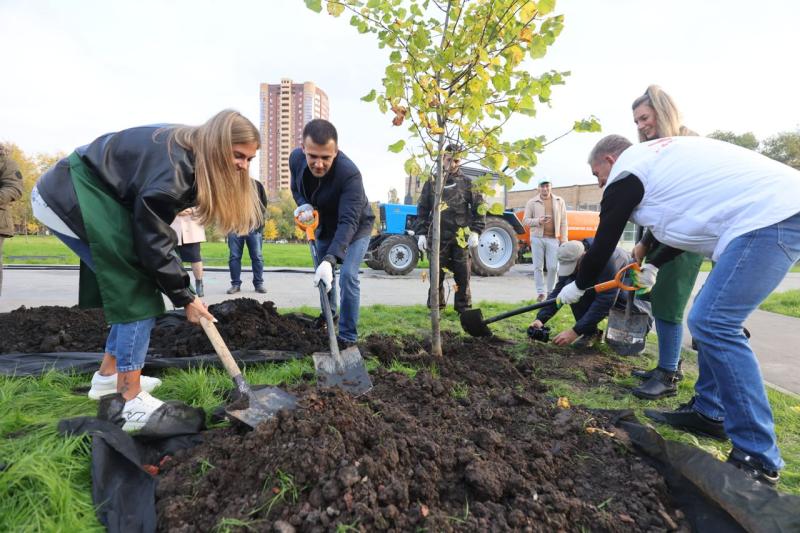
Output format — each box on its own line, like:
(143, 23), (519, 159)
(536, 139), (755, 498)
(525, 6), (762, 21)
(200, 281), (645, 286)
(37, 125), (197, 307)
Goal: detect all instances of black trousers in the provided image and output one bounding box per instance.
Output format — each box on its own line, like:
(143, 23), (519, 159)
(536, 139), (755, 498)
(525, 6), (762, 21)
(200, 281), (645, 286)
(427, 238), (471, 313)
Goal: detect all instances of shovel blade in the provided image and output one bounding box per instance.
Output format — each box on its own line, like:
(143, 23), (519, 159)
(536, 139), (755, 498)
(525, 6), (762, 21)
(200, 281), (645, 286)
(460, 308), (492, 337)
(312, 346), (372, 396)
(226, 386), (297, 428)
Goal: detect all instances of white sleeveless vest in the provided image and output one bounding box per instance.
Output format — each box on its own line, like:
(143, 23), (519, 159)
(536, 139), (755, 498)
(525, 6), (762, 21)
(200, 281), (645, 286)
(606, 136), (800, 260)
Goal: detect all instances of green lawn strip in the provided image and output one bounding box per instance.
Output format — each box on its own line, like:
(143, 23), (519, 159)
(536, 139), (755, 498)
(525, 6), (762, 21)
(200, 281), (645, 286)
(4, 236), (430, 270)
(759, 289), (800, 318)
(1, 303), (798, 530)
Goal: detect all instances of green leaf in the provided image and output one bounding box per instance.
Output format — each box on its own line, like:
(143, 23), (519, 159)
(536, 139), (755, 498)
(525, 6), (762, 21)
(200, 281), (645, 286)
(488, 202), (505, 215)
(404, 157), (422, 177)
(388, 140), (406, 153)
(538, 0), (556, 15)
(390, 50), (402, 62)
(305, 0), (323, 13)
(477, 203), (489, 216)
(529, 35), (547, 59)
(574, 116), (602, 133)
(326, 1), (345, 16)
(361, 89), (377, 102)
(516, 167), (533, 183)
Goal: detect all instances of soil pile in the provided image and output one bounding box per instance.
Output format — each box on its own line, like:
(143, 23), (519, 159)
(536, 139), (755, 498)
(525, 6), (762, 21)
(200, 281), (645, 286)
(0, 299), (328, 356)
(0, 305), (108, 353)
(148, 299), (328, 357)
(156, 334), (687, 532)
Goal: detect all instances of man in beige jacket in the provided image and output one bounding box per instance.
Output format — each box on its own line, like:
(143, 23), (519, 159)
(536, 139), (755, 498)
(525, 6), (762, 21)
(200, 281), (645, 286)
(522, 179), (568, 301)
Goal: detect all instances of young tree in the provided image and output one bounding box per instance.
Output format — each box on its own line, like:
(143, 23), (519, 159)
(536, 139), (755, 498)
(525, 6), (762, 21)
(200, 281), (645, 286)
(306, 0), (598, 355)
(263, 218), (280, 240)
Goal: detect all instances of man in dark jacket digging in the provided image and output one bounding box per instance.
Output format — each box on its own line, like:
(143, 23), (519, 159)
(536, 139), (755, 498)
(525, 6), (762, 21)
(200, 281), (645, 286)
(527, 239), (651, 347)
(290, 119), (375, 348)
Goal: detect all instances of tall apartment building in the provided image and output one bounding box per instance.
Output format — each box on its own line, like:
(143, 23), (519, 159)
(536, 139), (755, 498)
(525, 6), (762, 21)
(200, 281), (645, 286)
(259, 79), (330, 199)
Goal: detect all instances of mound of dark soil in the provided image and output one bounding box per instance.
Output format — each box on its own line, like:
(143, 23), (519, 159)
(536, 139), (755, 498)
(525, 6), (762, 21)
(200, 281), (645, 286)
(148, 299), (328, 357)
(0, 305), (108, 353)
(0, 299), (328, 356)
(156, 334), (687, 532)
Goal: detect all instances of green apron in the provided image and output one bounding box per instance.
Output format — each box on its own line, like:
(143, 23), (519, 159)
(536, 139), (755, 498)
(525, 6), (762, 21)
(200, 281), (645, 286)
(69, 152), (166, 324)
(648, 246), (703, 324)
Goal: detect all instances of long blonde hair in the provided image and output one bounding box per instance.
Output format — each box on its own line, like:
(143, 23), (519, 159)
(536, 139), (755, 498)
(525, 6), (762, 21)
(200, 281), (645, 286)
(169, 110), (262, 235)
(632, 85), (696, 141)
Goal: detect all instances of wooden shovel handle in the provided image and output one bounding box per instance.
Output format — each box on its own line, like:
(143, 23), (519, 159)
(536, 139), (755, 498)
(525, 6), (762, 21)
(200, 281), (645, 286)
(200, 317), (242, 380)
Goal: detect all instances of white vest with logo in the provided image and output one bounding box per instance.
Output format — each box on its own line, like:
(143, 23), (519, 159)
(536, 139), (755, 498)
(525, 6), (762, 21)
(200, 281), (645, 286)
(606, 136), (800, 261)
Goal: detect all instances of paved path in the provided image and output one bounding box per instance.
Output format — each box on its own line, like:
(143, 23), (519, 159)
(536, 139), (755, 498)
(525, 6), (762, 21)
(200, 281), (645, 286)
(2, 265), (798, 394)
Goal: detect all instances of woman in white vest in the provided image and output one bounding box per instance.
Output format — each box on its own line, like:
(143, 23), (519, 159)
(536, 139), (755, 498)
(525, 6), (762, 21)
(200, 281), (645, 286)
(557, 134), (800, 487)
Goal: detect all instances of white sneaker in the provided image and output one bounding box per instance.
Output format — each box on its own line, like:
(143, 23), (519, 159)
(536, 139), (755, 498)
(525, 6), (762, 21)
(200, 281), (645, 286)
(88, 372), (163, 400)
(120, 391), (165, 432)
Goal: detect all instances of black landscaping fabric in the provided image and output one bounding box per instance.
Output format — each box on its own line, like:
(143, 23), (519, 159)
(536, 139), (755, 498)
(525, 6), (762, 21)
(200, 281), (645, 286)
(58, 404), (205, 533)
(0, 349), (304, 377)
(57, 409), (800, 533)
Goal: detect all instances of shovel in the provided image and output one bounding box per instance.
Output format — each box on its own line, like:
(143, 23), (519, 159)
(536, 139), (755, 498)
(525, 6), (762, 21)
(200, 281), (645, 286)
(606, 287), (651, 355)
(200, 317), (297, 428)
(296, 212), (373, 396)
(461, 262), (642, 337)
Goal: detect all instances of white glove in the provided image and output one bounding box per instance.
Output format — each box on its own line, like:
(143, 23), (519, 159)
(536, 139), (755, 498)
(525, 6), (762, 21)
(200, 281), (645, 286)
(314, 261), (333, 292)
(557, 281), (585, 305)
(293, 203), (314, 223)
(417, 235), (427, 252)
(632, 263), (659, 294)
(468, 232), (480, 249)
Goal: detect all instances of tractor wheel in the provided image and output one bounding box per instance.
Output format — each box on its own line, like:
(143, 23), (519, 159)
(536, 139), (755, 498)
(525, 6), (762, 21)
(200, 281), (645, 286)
(472, 217), (518, 276)
(378, 235), (419, 276)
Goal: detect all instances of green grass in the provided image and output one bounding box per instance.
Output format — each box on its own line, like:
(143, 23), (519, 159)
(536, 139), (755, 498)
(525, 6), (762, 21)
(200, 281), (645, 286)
(3, 235), (316, 267)
(3, 235), (431, 270)
(759, 289), (800, 318)
(1, 302), (798, 530)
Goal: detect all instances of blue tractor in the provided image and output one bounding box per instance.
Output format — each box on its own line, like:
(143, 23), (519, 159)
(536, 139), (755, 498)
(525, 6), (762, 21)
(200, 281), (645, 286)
(364, 202), (526, 276)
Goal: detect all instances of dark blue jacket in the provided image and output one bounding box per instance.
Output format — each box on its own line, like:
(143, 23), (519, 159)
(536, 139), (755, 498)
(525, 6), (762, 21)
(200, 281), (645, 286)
(290, 148), (375, 262)
(536, 239), (641, 336)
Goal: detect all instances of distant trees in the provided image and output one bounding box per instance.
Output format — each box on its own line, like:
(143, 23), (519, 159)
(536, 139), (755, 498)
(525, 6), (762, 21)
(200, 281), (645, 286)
(708, 129), (800, 170)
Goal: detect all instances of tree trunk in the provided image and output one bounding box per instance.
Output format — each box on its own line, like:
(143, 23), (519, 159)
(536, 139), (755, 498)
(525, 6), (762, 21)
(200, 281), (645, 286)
(429, 135), (446, 357)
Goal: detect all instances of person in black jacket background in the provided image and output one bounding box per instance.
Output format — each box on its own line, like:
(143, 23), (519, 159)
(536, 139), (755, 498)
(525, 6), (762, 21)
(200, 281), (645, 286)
(291, 119), (374, 347)
(32, 110), (263, 431)
(528, 239), (650, 346)
(414, 144), (485, 314)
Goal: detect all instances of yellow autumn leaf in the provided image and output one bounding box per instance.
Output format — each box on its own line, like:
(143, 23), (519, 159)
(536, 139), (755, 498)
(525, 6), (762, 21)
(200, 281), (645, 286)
(557, 396), (570, 409)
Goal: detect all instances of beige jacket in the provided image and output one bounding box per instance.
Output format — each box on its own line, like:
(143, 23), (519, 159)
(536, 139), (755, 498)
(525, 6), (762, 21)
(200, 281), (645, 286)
(522, 194), (568, 241)
(170, 208), (206, 245)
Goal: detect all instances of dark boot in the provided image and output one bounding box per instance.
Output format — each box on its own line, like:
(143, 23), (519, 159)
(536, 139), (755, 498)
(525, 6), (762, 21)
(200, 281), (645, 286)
(195, 279), (204, 297)
(632, 359), (683, 381)
(727, 448), (780, 487)
(644, 397), (728, 441)
(632, 368), (678, 400)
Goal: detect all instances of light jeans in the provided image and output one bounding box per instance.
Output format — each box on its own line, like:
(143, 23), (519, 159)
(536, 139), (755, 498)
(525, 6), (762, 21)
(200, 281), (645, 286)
(687, 211), (800, 471)
(655, 318), (683, 372)
(50, 229), (154, 373)
(531, 236), (559, 295)
(315, 235), (370, 343)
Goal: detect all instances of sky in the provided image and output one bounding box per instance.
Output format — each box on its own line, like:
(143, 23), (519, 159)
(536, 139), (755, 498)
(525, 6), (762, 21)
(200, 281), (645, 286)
(2, 0), (799, 201)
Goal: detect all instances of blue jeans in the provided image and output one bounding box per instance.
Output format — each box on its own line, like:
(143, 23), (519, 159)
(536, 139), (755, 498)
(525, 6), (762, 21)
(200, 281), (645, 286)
(316, 235), (370, 343)
(655, 318), (683, 371)
(51, 229), (155, 372)
(687, 211), (800, 471)
(227, 230), (264, 287)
